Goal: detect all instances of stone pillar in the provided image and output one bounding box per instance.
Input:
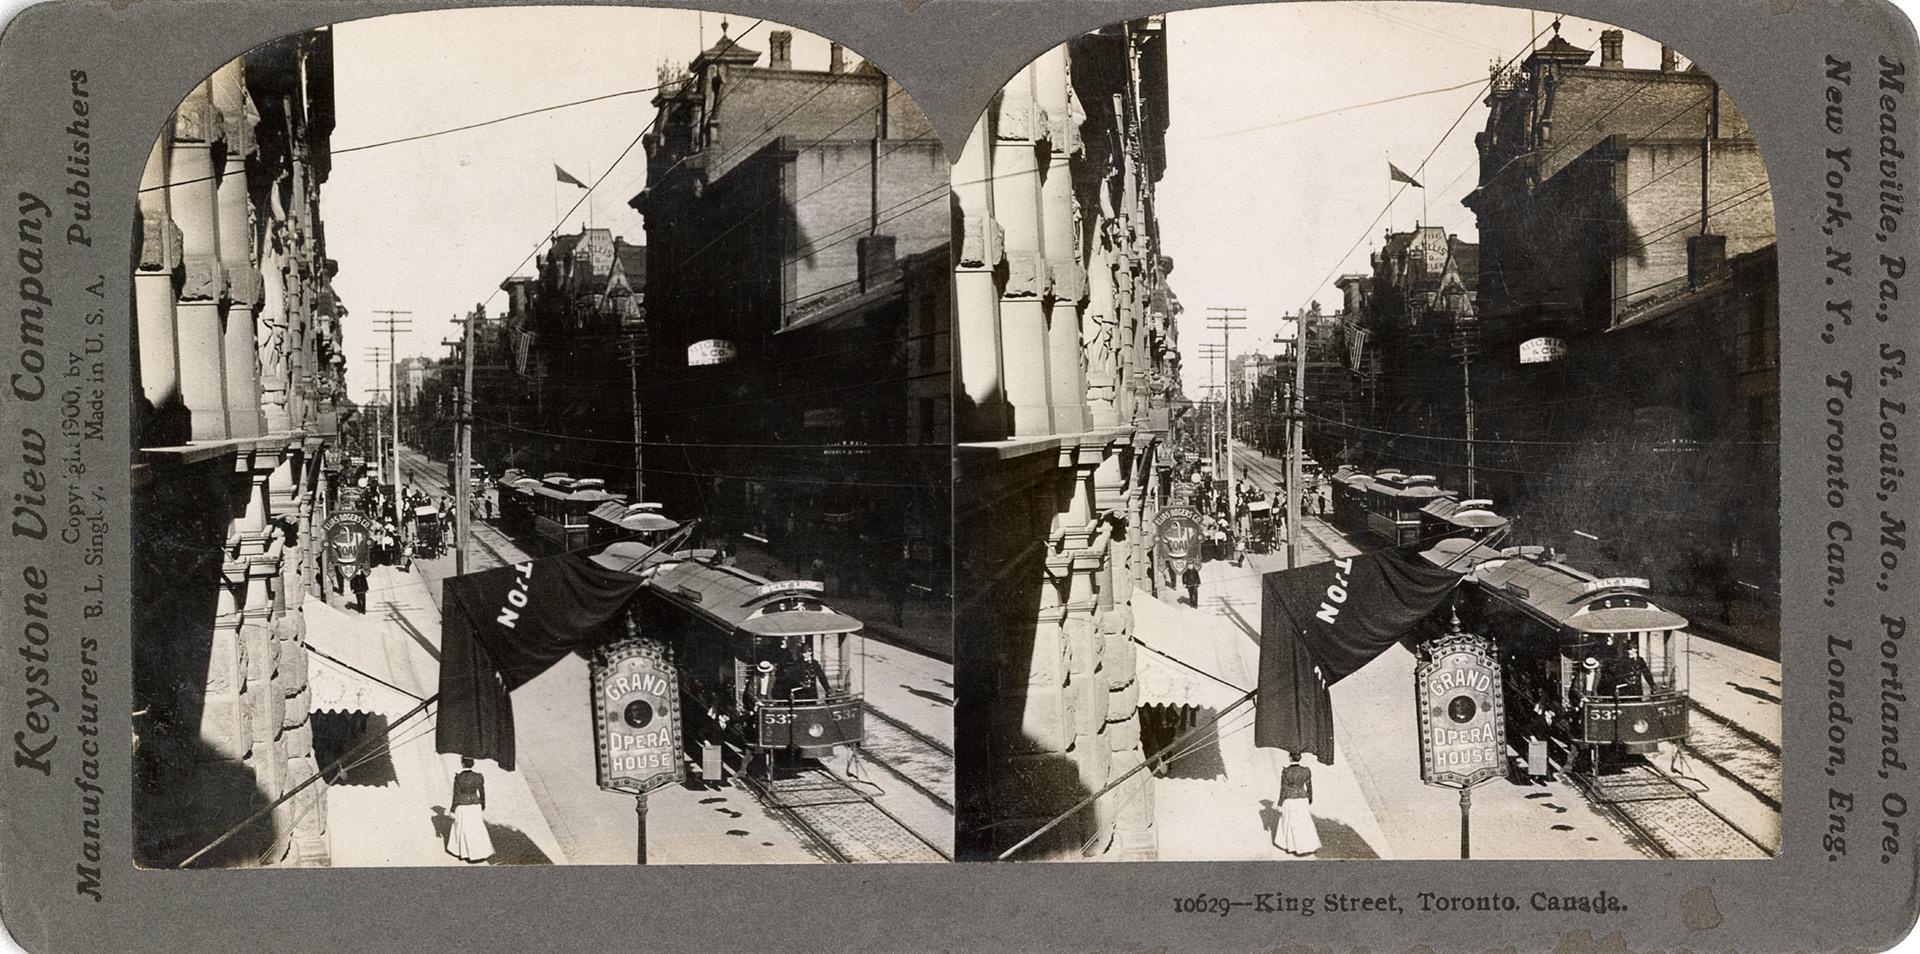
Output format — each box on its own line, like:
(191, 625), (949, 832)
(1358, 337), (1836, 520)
(1036, 48), (1090, 436)
(1084, 249), (1121, 428)
(212, 62), (264, 439)
(136, 138), (183, 417)
(170, 80), (230, 442)
(954, 117), (1009, 441)
(991, 69), (1054, 437)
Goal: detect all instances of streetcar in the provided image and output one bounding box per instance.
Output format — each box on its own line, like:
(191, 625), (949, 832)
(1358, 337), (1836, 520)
(1328, 466), (1373, 531)
(495, 470), (542, 534)
(1433, 538), (1692, 771)
(1418, 496), (1509, 543)
(588, 500), (682, 550)
(531, 475), (624, 553)
(629, 553), (866, 766)
(1363, 471), (1450, 546)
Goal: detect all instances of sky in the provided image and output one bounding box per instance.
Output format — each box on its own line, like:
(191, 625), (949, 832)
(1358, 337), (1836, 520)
(323, 8), (858, 402)
(1155, 3), (1683, 386)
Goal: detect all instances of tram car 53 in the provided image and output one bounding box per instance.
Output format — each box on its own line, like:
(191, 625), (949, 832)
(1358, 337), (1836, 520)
(1439, 539), (1692, 770)
(634, 556), (866, 762)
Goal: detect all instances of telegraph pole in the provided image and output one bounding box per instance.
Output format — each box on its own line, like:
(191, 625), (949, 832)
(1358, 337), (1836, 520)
(362, 346), (389, 480)
(1197, 342), (1225, 479)
(1288, 309), (1308, 569)
(445, 309), (479, 576)
(372, 310), (414, 495)
(1456, 323), (1477, 498)
(616, 330), (649, 501)
(1207, 307), (1246, 524)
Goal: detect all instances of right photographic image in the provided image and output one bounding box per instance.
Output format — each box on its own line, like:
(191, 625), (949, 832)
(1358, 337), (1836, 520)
(953, 3), (1779, 862)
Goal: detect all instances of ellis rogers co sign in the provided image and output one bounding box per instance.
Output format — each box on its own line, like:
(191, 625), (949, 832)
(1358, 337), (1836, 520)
(1154, 506), (1205, 563)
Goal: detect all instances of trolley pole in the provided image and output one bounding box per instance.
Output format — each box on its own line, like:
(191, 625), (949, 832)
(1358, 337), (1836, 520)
(1197, 342), (1225, 486)
(1207, 308), (1246, 527)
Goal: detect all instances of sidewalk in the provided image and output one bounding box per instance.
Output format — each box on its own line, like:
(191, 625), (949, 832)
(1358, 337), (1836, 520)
(1131, 569), (1396, 861)
(303, 564), (570, 866)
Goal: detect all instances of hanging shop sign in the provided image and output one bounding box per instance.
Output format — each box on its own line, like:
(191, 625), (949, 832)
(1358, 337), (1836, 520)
(686, 338), (737, 367)
(1154, 505), (1206, 564)
(320, 512), (376, 567)
(1415, 631), (1506, 789)
(1518, 336), (1568, 364)
(591, 637), (684, 796)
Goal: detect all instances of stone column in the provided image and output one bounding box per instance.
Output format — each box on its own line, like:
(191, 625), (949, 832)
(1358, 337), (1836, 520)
(954, 117), (1009, 441)
(170, 80), (230, 442)
(1036, 47), (1090, 436)
(212, 62), (264, 439)
(991, 70), (1055, 438)
(135, 138), (183, 419)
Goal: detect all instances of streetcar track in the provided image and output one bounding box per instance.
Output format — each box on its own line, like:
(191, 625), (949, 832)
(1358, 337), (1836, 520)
(742, 766), (950, 863)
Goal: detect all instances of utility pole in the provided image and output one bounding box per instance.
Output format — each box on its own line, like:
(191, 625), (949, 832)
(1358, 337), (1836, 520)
(616, 330), (649, 502)
(445, 309), (479, 576)
(1456, 323), (1477, 498)
(362, 346), (389, 480)
(372, 310), (414, 496)
(1197, 342), (1225, 478)
(1288, 310), (1308, 569)
(1207, 307), (1246, 526)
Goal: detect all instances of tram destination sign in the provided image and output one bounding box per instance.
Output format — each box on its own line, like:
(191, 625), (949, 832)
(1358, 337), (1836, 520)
(591, 637), (684, 796)
(1415, 632), (1506, 789)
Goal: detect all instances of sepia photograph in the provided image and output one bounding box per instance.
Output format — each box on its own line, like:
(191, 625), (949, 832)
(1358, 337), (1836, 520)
(955, 3), (1779, 862)
(129, 7), (953, 868)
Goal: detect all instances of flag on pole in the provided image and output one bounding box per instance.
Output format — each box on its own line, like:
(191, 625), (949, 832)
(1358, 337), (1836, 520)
(555, 164), (589, 189)
(1388, 162), (1424, 188)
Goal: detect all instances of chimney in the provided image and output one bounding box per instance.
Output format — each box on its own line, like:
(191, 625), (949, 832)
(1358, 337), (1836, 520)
(1661, 45), (1680, 72)
(828, 42), (845, 74)
(768, 31), (792, 69)
(1687, 233), (1728, 288)
(1599, 30), (1624, 68)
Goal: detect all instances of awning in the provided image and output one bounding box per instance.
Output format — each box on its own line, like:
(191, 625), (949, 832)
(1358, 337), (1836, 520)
(1133, 638), (1241, 709)
(1568, 605), (1690, 633)
(303, 598), (426, 718)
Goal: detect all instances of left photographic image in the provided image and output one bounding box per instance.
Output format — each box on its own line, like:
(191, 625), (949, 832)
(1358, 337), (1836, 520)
(131, 7), (952, 869)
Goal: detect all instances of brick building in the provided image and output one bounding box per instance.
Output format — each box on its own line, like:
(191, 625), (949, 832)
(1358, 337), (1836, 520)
(1460, 27), (1779, 599)
(132, 30), (345, 866)
(1306, 227), (1480, 489)
(492, 227), (648, 492)
(953, 17), (1179, 861)
(633, 26), (951, 589)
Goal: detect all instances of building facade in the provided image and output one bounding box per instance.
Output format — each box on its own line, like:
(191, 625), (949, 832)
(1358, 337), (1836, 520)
(1461, 28), (1779, 599)
(634, 27), (951, 590)
(132, 30), (344, 867)
(954, 18), (1178, 861)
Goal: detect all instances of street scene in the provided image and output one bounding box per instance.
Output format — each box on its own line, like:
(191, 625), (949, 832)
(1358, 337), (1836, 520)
(956, 5), (1780, 861)
(131, 10), (950, 867)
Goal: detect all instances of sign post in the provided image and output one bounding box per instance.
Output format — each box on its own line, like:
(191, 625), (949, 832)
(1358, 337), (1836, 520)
(591, 637), (684, 864)
(1414, 621), (1506, 860)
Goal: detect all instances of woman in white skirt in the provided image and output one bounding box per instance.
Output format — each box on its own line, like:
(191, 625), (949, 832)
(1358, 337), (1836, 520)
(1276, 752), (1321, 856)
(445, 757), (495, 863)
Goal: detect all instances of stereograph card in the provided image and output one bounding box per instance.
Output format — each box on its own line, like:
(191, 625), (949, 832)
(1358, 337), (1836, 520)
(0, 0), (1914, 950)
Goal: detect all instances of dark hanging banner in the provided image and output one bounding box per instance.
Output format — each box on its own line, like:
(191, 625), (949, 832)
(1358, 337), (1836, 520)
(436, 553), (650, 770)
(1255, 548), (1464, 761)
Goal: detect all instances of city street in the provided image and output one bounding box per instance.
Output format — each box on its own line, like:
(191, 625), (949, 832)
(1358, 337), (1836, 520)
(354, 447), (954, 864)
(1130, 442), (1780, 860)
